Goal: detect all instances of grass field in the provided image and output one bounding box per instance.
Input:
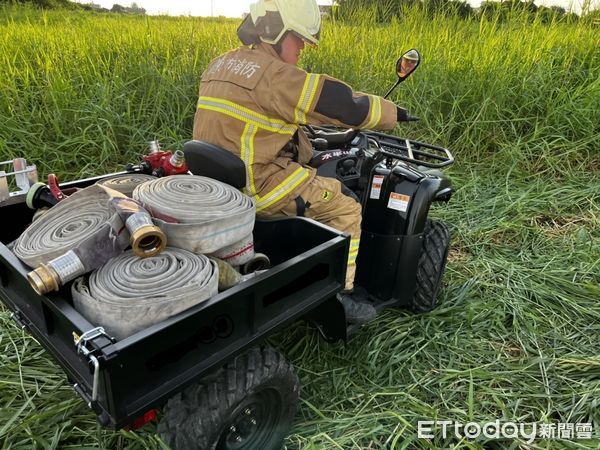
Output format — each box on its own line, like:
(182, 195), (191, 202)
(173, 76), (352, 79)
(0, 5), (599, 449)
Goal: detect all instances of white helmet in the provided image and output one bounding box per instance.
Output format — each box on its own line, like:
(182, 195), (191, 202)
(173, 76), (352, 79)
(403, 49), (420, 61)
(238, 0), (321, 46)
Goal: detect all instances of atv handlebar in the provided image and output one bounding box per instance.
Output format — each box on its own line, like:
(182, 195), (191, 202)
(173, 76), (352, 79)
(304, 106), (421, 150)
(305, 126), (360, 149)
(306, 125), (454, 169)
(305, 109), (417, 149)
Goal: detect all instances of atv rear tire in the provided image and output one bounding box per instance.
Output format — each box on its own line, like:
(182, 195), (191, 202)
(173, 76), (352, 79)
(158, 347), (299, 450)
(410, 220), (451, 313)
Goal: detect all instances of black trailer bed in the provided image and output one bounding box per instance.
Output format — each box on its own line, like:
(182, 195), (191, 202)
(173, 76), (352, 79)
(0, 174), (349, 429)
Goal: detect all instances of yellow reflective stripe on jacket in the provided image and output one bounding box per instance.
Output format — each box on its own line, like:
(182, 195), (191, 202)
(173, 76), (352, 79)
(240, 123), (258, 195)
(363, 96), (382, 129)
(255, 167), (310, 212)
(238, 123), (309, 210)
(197, 97), (312, 212)
(198, 97), (296, 135)
(348, 238), (360, 265)
(295, 74), (321, 124)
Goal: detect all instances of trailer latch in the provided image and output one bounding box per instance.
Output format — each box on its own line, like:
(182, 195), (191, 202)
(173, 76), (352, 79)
(10, 311), (29, 330)
(73, 327), (113, 408)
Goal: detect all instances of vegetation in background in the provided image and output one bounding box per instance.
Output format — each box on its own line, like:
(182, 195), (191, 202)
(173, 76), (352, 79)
(333, 0), (600, 22)
(0, 4), (598, 449)
(0, 0), (147, 14)
(108, 3), (146, 14)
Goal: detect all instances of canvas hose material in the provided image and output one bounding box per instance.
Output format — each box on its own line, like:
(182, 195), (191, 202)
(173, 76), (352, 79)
(13, 184), (130, 269)
(14, 184), (169, 294)
(72, 248), (219, 340)
(96, 173), (157, 197)
(133, 175), (256, 266)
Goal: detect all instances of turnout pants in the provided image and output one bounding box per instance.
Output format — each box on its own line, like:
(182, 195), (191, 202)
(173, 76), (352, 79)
(260, 175), (361, 291)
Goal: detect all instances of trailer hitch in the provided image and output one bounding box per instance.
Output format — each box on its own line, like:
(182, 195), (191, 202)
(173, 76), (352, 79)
(73, 327), (113, 408)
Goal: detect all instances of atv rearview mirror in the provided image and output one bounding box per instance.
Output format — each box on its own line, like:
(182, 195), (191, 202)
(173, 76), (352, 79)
(384, 49), (421, 99)
(396, 49), (421, 80)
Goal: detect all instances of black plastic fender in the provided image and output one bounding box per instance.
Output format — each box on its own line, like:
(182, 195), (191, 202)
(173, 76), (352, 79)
(355, 165), (452, 305)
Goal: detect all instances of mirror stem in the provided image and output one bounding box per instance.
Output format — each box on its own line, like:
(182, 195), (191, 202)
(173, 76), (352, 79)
(384, 80), (401, 100)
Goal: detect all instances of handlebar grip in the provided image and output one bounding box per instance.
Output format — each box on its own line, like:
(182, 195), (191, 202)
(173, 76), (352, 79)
(406, 115), (420, 122)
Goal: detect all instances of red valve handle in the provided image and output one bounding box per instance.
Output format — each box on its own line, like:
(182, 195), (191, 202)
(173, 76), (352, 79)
(47, 174), (67, 201)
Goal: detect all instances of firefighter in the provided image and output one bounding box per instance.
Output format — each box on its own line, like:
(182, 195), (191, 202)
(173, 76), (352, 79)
(193, 0), (411, 325)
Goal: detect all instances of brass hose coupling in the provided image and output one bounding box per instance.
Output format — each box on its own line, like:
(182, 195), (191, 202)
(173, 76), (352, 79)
(27, 263), (60, 295)
(126, 213), (167, 258)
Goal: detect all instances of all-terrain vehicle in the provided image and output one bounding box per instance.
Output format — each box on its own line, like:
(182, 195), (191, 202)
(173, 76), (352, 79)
(0, 50), (453, 449)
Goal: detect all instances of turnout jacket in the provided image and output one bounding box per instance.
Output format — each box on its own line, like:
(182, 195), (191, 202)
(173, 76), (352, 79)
(193, 43), (398, 214)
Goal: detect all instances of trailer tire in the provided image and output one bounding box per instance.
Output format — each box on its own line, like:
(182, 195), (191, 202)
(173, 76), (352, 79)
(158, 347), (299, 450)
(411, 220), (451, 313)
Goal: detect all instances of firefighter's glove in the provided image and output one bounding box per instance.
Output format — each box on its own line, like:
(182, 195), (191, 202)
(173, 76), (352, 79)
(397, 106), (420, 122)
(396, 107), (410, 122)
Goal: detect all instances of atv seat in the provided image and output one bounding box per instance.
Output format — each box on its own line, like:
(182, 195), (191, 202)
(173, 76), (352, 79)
(183, 140), (246, 189)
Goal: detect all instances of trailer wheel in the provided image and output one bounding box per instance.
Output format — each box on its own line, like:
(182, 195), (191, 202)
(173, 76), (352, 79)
(411, 220), (451, 313)
(158, 347), (299, 450)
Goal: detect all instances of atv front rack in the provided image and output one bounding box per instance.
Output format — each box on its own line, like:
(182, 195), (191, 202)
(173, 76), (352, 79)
(364, 131), (454, 168)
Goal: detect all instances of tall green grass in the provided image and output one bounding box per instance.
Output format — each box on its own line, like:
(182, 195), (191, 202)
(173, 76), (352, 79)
(1, 5), (599, 449)
(1, 6), (597, 177)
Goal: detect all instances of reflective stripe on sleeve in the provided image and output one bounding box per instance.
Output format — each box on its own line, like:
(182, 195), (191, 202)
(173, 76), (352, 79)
(363, 96), (382, 129)
(294, 74), (321, 124)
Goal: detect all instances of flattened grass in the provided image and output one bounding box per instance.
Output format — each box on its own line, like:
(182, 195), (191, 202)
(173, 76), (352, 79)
(0, 6), (598, 449)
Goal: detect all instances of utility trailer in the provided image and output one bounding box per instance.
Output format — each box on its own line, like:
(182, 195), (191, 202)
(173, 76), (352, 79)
(0, 172), (351, 449)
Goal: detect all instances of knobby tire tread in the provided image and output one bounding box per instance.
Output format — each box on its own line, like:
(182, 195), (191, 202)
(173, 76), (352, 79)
(411, 220), (451, 313)
(158, 347), (299, 450)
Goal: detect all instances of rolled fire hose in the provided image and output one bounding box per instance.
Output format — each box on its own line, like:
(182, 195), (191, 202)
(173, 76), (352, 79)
(72, 248), (218, 340)
(133, 175), (256, 265)
(13, 185), (165, 294)
(96, 174), (156, 197)
(14, 184), (116, 268)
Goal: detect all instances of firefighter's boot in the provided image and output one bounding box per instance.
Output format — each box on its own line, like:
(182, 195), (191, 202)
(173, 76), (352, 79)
(337, 292), (377, 326)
